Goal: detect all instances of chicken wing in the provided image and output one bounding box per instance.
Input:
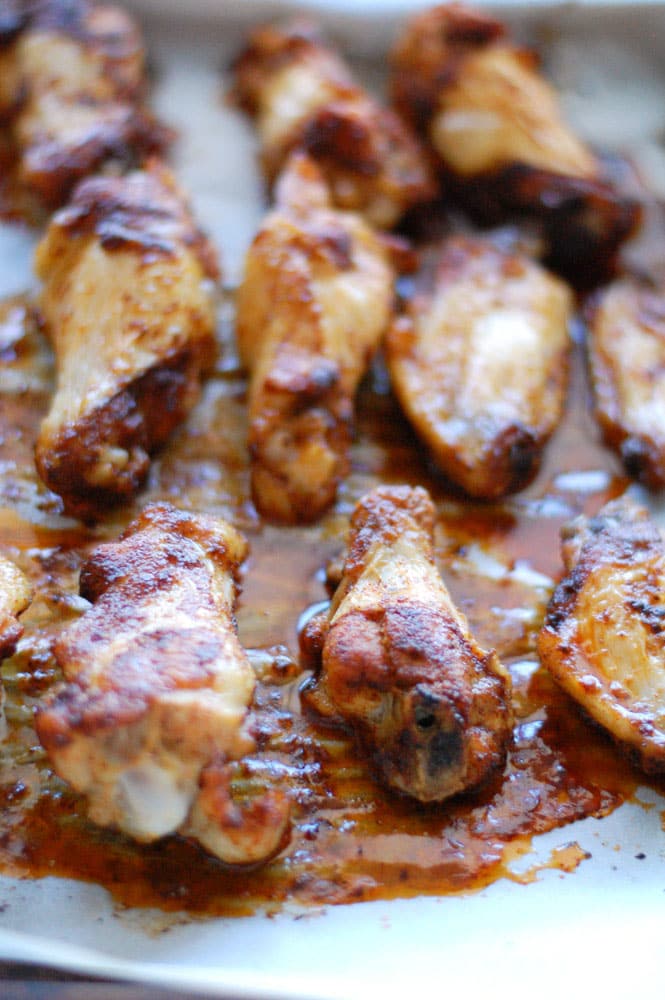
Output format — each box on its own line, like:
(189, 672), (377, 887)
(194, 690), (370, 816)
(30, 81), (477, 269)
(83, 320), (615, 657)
(301, 485), (513, 801)
(0, 0), (165, 212)
(232, 18), (435, 228)
(386, 235), (572, 499)
(36, 502), (289, 864)
(538, 497), (665, 774)
(34, 163), (219, 521)
(235, 153), (396, 523)
(0, 553), (31, 660)
(588, 278), (665, 489)
(390, 3), (639, 280)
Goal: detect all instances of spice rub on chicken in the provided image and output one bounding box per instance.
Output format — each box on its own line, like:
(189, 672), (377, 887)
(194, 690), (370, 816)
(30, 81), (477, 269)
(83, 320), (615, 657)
(34, 163), (219, 522)
(232, 18), (435, 228)
(0, 0), (166, 213)
(235, 153), (396, 523)
(301, 485), (513, 801)
(390, 3), (639, 280)
(36, 503), (289, 865)
(538, 498), (665, 774)
(0, 554), (31, 661)
(587, 279), (665, 490)
(386, 235), (572, 499)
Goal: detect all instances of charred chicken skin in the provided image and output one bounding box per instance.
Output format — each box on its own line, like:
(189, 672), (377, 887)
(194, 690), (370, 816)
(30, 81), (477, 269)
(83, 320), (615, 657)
(0, 0), (165, 211)
(588, 278), (665, 490)
(538, 497), (665, 774)
(301, 485), (513, 801)
(386, 235), (572, 499)
(34, 163), (219, 522)
(0, 554), (31, 660)
(390, 3), (639, 280)
(36, 503), (289, 865)
(232, 18), (435, 228)
(235, 153), (396, 523)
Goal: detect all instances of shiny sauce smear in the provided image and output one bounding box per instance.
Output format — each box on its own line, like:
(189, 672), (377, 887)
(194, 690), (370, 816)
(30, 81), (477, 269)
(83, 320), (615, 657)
(0, 283), (658, 917)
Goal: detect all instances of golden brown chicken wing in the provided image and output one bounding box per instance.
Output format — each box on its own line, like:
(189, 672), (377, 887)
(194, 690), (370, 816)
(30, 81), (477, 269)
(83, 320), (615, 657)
(301, 485), (513, 801)
(0, 0), (165, 212)
(235, 153), (396, 523)
(588, 278), (665, 489)
(390, 3), (639, 280)
(0, 553), (31, 660)
(232, 18), (435, 228)
(36, 502), (289, 864)
(34, 163), (219, 521)
(538, 497), (665, 774)
(386, 235), (572, 499)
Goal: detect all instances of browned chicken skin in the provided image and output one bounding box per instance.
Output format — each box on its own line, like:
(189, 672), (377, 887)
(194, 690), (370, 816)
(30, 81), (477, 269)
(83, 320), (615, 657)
(588, 279), (665, 489)
(390, 3), (639, 281)
(36, 502), (290, 865)
(34, 163), (219, 522)
(386, 235), (572, 499)
(232, 18), (435, 228)
(538, 497), (665, 774)
(301, 485), (513, 801)
(0, 0), (166, 211)
(235, 153), (396, 523)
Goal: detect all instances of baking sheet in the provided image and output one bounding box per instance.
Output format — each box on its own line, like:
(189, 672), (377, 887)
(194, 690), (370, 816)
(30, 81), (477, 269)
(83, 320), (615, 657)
(1, 2), (665, 997)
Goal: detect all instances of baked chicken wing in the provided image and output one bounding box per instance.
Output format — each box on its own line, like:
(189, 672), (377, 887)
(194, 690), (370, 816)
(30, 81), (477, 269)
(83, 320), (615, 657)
(235, 153), (396, 523)
(538, 497), (665, 774)
(0, 553), (31, 660)
(386, 235), (572, 499)
(232, 18), (435, 228)
(36, 503), (289, 865)
(0, 0), (165, 212)
(390, 3), (639, 280)
(34, 163), (219, 521)
(588, 278), (665, 489)
(301, 485), (513, 801)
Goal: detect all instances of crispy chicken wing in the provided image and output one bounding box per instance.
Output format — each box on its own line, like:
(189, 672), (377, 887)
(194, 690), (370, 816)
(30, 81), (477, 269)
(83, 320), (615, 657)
(386, 235), (572, 499)
(0, 553), (31, 660)
(588, 279), (665, 489)
(232, 18), (435, 228)
(301, 485), (513, 801)
(235, 153), (396, 523)
(34, 163), (219, 521)
(390, 3), (639, 280)
(538, 497), (665, 774)
(0, 0), (165, 211)
(36, 502), (289, 864)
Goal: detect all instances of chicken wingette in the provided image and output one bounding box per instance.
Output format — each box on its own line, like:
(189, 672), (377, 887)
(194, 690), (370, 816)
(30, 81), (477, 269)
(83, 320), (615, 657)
(34, 163), (218, 521)
(301, 485), (513, 801)
(36, 503), (289, 865)
(386, 235), (572, 499)
(390, 3), (639, 279)
(235, 153), (396, 523)
(538, 497), (665, 774)
(588, 278), (665, 489)
(232, 18), (435, 228)
(0, 0), (164, 212)
(0, 554), (31, 661)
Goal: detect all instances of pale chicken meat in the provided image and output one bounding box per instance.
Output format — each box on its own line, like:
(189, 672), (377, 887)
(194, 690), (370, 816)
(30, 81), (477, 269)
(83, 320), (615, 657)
(538, 497), (665, 774)
(232, 18), (435, 228)
(0, 553), (31, 661)
(588, 279), (665, 489)
(36, 503), (289, 865)
(0, 0), (165, 212)
(386, 235), (572, 499)
(301, 485), (513, 801)
(235, 154), (396, 523)
(34, 163), (219, 521)
(390, 3), (639, 280)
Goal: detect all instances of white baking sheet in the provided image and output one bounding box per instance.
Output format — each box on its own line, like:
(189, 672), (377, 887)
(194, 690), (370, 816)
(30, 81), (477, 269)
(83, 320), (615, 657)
(1, 3), (665, 997)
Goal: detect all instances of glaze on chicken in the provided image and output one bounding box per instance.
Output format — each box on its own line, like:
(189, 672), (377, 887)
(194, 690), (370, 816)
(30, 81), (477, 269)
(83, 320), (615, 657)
(34, 163), (219, 521)
(301, 485), (513, 801)
(386, 235), (572, 499)
(235, 153), (396, 523)
(36, 503), (289, 864)
(538, 497), (665, 774)
(232, 18), (435, 228)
